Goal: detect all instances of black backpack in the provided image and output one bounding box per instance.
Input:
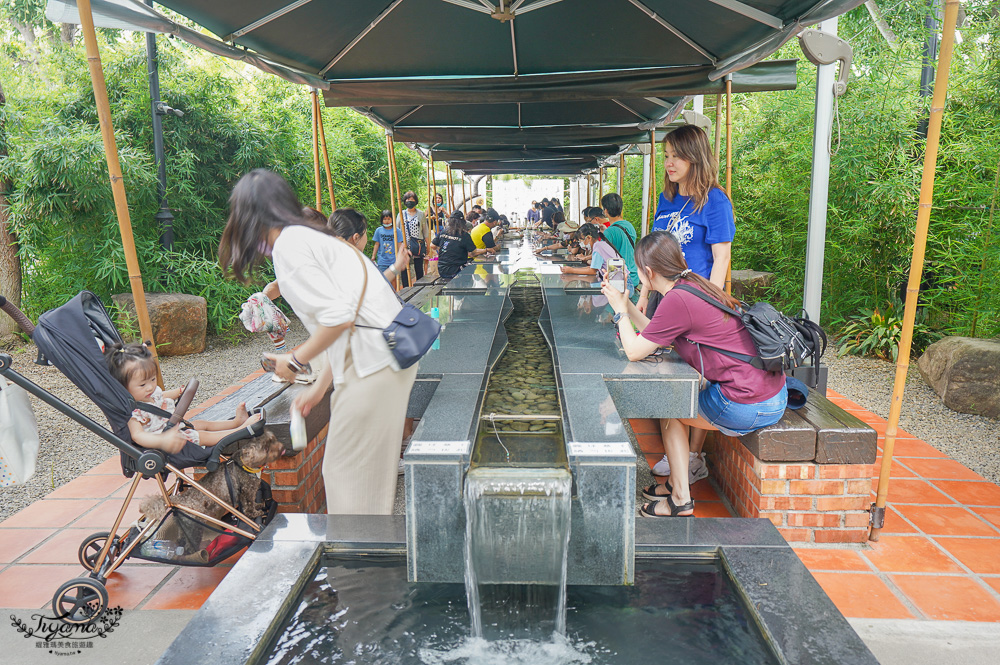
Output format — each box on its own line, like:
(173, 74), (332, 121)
(674, 284), (827, 384)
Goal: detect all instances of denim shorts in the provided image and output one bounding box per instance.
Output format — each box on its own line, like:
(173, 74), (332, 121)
(698, 382), (788, 436)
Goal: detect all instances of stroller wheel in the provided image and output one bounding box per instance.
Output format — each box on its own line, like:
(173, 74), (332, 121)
(52, 577), (108, 626)
(79, 532), (121, 572)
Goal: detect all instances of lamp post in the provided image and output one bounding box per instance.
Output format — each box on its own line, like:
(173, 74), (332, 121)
(145, 0), (175, 251)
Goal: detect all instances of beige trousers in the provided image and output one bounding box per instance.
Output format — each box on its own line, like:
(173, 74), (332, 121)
(322, 357), (418, 515)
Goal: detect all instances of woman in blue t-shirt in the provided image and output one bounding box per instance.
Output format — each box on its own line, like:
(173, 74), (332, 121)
(641, 124), (736, 485)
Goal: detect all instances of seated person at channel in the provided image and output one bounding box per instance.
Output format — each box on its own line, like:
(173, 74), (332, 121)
(590, 207), (611, 228)
(558, 223), (631, 293)
(432, 212), (489, 279)
(471, 208), (503, 254)
(527, 201), (540, 226)
(602, 231), (787, 518)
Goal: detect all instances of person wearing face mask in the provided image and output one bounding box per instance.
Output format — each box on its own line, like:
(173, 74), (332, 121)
(397, 190), (429, 287)
(558, 223), (632, 294)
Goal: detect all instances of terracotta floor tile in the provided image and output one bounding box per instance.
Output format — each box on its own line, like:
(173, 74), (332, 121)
(972, 508), (1000, 531)
(881, 507), (919, 534)
(935, 537), (1000, 575)
(102, 565), (173, 610)
(0, 499), (96, 528)
(690, 481), (721, 501)
(636, 434), (664, 454)
(863, 535), (963, 574)
(71, 498), (144, 530)
(0, 528), (57, 564)
(794, 548), (871, 572)
(883, 439), (948, 458)
(902, 458), (986, 482)
(895, 505), (1000, 537)
(694, 501), (733, 518)
(810, 572), (914, 619)
(141, 567), (231, 610)
(932, 481), (1000, 507)
(876, 478), (955, 505)
(891, 574), (1000, 622)
(0, 565), (83, 609)
(982, 577), (1000, 596)
(46, 474), (130, 500)
(872, 457), (917, 478)
(629, 418), (660, 435)
(85, 456), (123, 475)
(18, 529), (98, 565)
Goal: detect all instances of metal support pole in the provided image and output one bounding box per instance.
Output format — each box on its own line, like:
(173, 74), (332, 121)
(724, 74), (733, 296)
(692, 95), (703, 116)
(78, 0), (161, 387)
(385, 133), (401, 290)
(871, 0), (959, 541)
(144, 0), (172, 251)
(648, 132), (657, 237)
(802, 17), (839, 324)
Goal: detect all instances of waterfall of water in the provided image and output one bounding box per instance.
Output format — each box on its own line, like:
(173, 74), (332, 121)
(463, 468), (572, 640)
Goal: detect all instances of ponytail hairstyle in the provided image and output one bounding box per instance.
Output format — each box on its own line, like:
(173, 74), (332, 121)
(635, 231), (739, 310)
(661, 124), (722, 213)
(327, 208), (367, 241)
(105, 341), (158, 389)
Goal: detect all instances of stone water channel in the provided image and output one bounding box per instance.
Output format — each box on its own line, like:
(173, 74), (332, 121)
(480, 271), (560, 435)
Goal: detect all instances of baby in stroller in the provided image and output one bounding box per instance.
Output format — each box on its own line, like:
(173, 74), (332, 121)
(105, 341), (262, 454)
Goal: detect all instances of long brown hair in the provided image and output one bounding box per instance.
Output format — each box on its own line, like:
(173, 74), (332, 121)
(635, 231), (739, 309)
(218, 169), (333, 283)
(661, 124), (722, 213)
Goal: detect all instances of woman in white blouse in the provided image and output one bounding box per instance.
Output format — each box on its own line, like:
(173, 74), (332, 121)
(219, 170), (417, 515)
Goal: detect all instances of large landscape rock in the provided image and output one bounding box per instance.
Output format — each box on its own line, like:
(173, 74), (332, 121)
(917, 336), (1000, 418)
(731, 270), (774, 301)
(111, 292), (207, 356)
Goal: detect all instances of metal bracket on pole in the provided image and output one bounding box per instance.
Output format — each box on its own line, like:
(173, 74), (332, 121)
(799, 28), (853, 97)
(869, 503), (885, 529)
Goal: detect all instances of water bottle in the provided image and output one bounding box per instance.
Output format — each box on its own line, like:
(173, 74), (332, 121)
(430, 307), (441, 350)
(149, 540), (173, 556)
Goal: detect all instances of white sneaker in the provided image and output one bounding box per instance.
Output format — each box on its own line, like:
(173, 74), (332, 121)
(689, 453), (709, 484)
(651, 454), (672, 476)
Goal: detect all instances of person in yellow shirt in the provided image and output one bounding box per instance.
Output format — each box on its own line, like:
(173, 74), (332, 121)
(470, 208), (503, 254)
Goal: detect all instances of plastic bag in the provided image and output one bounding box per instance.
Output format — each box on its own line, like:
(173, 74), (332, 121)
(0, 376), (40, 486)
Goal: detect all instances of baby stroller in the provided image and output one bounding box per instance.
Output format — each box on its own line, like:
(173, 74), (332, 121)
(0, 292), (277, 625)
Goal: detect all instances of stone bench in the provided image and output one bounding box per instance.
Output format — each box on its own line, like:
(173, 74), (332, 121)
(711, 392), (876, 544)
(192, 372), (332, 514)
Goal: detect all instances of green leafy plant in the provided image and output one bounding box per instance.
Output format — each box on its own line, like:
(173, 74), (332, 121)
(836, 306), (941, 361)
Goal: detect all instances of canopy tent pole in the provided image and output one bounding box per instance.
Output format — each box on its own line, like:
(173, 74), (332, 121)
(647, 132), (657, 237)
(618, 154), (625, 194)
(640, 144), (651, 238)
(724, 75), (733, 295)
(387, 137), (414, 287)
(447, 165), (455, 215)
(77, 0), (162, 387)
(870, 0), (959, 542)
(316, 93), (337, 210)
(461, 172), (468, 215)
(802, 18), (839, 324)
(310, 90), (322, 211)
(714, 94), (722, 164)
(385, 132), (401, 290)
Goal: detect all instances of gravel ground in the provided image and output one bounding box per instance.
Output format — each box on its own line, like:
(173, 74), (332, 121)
(823, 352), (1000, 484)
(3, 320), (998, 523)
(0, 319), (309, 523)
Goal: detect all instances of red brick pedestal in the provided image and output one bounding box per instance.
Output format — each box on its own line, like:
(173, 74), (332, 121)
(713, 433), (873, 543)
(264, 425), (328, 514)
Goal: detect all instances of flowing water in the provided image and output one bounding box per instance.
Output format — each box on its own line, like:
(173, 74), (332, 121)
(265, 555), (780, 665)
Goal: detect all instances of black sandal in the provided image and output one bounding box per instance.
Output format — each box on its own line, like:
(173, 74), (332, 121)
(641, 481), (673, 501)
(639, 495), (695, 518)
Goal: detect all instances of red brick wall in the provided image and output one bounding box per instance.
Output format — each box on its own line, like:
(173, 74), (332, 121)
(712, 433), (873, 543)
(265, 424), (328, 514)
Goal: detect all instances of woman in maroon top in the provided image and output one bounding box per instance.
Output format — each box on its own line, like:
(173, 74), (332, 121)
(602, 231), (787, 517)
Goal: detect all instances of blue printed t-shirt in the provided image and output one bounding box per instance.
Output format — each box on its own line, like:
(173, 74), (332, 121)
(653, 187), (735, 279)
(601, 221), (639, 291)
(373, 225), (405, 266)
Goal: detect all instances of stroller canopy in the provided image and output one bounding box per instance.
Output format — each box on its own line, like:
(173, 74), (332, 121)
(33, 292), (135, 441)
